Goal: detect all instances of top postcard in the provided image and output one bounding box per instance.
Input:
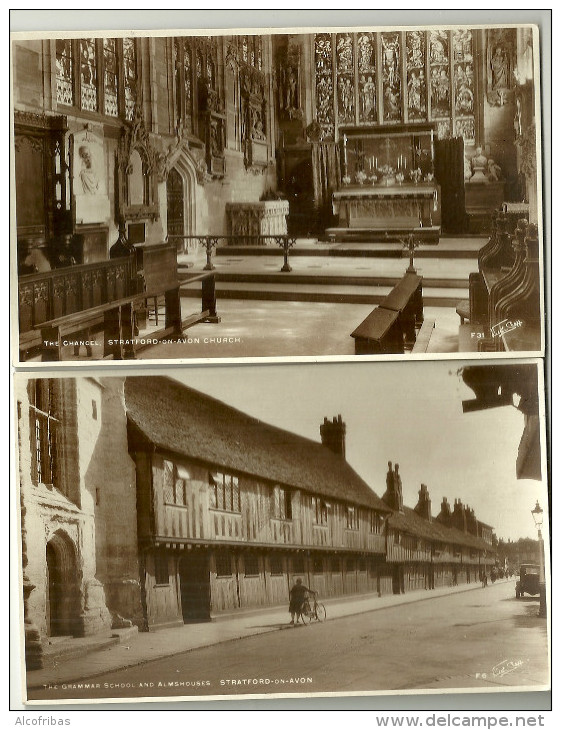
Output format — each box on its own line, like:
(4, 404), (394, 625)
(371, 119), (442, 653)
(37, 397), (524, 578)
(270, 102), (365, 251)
(11, 21), (546, 365)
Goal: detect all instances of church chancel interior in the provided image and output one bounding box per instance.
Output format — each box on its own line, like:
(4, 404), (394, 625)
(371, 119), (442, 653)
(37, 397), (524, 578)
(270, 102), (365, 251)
(12, 26), (542, 360)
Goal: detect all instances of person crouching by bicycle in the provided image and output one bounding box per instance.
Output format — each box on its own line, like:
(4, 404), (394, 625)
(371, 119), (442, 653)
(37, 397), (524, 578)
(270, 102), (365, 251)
(289, 578), (316, 625)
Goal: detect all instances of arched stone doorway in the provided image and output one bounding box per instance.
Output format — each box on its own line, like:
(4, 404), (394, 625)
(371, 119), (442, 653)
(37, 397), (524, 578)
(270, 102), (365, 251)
(45, 531), (80, 637)
(164, 151), (198, 258)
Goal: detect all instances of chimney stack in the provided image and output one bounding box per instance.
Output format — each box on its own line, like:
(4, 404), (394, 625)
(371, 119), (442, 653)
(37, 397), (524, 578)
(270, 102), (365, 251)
(382, 461), (404, 512)
(414, 483), (432, 521)
(465, 506), (478, 536)
(436, 497), (452, 526)
(452, 498), (468, 533)
(320, 414), (346, 459)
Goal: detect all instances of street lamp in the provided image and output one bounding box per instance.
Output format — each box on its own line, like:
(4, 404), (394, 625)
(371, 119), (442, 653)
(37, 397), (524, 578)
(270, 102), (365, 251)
(531, 500), (546, 618)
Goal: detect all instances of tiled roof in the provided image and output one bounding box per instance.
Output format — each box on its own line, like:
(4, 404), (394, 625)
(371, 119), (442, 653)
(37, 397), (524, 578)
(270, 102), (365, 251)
(388, 507), (493, 552)
(124, 377), (390, 513)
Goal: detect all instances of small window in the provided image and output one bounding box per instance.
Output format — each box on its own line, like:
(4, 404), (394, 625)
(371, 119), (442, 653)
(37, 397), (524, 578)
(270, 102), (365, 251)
(209, 472), (241, 513)
(358, 558), (366, 572)
(292, 555), (305, 574)
(91, 399), (97, 420)
(215, 552), (232, 577)
(346, 505), (359, 530)
(154, 551), (169, 585)
(244, 554), (260, 577)
(312, 496), (328, 525)
(273, 486), (292, 520)
(346, 557), (356, 572)
(313, 556), (323, 574)
(270, 555), (284, 576)
(331, 557), (340, 573)
(370, 511), (383, 533)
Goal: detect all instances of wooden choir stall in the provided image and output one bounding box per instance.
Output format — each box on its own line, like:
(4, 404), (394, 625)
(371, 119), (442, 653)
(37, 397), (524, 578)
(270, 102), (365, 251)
(457, 203), (541, 353)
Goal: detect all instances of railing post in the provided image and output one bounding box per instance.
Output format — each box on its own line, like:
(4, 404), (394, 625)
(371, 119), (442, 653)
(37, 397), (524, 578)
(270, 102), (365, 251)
(203, 236), (218, 271)
(202, 273), (221, 323)
(276, 235), (296, 273)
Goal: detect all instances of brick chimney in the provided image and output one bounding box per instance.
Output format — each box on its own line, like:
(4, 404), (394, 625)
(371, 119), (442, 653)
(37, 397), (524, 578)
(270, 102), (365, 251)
(452, 498), (468, 533)
(436, 497), (452, 527)
(382, 461), (403, 512)
(320, 415), (346, 459)
(414, 484), (432, 521)
(465, 506), (478, 536)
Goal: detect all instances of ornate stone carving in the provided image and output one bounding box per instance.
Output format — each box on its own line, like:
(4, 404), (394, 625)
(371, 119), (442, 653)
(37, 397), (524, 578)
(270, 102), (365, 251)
(515, 121), (537, 177)
(116, 107), (160, 221)
(486, 28), (516, 107)
(240, 64), (268, 170)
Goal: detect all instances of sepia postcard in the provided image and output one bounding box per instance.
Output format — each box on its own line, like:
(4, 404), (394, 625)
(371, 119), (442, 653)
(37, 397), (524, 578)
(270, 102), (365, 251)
(14, 359), (550, 705)
(10, 18), (546, 367)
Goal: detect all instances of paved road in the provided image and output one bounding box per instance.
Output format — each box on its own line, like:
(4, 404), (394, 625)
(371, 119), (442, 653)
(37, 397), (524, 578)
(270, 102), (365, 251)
(29, 581), (548, 702)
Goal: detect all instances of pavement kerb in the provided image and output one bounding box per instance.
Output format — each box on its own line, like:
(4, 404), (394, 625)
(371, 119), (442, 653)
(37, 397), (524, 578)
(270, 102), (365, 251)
(26, 580), (510, 691)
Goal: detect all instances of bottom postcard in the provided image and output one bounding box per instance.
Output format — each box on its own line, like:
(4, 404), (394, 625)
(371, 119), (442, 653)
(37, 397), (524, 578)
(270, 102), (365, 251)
(13, 359), (550, 705)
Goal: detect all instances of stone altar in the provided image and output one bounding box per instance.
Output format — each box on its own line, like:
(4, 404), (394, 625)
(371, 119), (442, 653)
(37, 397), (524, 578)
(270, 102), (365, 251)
(226, 200), (289, 245)
(331, 182), (441, 239)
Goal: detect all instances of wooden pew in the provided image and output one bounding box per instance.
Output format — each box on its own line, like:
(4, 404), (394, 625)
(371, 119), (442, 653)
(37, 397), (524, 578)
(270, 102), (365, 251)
(379, 273), (423, 348)
(351, 307), (404, 354)
(351, 273), (427, 354)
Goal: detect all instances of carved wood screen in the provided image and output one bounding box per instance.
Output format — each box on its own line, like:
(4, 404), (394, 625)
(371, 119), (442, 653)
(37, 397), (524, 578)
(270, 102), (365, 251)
(313, 29), (479, 145)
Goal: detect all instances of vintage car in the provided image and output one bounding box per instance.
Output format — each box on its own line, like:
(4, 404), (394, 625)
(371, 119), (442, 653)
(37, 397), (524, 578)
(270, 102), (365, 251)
(515, 564), (541, 598)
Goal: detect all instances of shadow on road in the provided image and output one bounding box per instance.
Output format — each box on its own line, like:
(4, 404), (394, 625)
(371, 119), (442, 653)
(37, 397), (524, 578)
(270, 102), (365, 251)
(245, 622), (294, 630)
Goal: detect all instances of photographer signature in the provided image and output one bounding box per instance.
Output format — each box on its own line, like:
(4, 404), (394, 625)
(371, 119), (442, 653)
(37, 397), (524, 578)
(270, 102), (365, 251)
(490, 319), (523, 338)
(492, 659), (524, 678)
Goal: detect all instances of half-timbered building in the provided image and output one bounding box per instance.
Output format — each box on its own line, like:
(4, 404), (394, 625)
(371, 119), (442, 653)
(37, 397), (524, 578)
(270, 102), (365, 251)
(17, 374), (496, 656)
(383, 464), (495, 594)
(124, 377), (392, 629)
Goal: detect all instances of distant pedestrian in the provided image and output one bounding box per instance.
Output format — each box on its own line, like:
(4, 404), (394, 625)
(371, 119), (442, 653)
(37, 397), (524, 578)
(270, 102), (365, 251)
(481, 572), (488, 588)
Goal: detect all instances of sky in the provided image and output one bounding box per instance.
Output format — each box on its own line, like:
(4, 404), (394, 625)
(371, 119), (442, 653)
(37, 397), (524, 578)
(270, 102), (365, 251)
(171, 359), (548, 543)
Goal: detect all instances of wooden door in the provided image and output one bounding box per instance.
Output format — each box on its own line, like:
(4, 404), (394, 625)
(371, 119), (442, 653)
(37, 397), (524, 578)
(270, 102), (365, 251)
(166, 168), (184, 241)
(179, 553), (211, 622)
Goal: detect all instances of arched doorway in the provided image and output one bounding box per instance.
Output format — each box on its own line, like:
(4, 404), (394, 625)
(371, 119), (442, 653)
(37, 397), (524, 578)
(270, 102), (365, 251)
(166, 167), (185, 248)
(45, 532), (80, 637)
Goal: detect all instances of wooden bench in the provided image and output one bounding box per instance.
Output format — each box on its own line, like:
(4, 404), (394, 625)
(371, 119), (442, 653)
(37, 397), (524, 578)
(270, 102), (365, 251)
(37, 286), (183, 361)
(379, 273), (423, 348)
(351, 307), (404, 354)
(351, 272), (427, 355)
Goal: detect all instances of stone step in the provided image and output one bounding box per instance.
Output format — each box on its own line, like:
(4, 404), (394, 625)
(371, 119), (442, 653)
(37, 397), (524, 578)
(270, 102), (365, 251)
(39, 634), (120, 668)
(180, 280), (467, 307)
(184, 271), (468, 290)
(211, 238), (483, 260)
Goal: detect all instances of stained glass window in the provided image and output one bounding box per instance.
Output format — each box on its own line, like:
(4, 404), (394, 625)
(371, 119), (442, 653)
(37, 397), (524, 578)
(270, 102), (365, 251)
(313, 30), (477, 145)
(103, 39), (119, 117)
(56, 39), (74, 107)
(381, 32), (402, 122)
(80, 39), (97, 112)
(357, 32), (377, 124)
(335, 33), (354, 125)
(123, 37), (137, 121)
(314, 33), (334, 140)
(406, 31), (427, 121)
(452, 29), (475, 144)
(429, 30), (450, 118)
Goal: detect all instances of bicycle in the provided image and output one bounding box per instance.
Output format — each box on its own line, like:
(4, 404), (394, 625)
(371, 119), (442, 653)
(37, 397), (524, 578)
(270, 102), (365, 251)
(300, 596), (327, 623)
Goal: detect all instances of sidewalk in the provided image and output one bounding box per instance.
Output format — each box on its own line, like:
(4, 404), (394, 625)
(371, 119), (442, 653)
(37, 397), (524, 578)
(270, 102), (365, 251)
(27, 581), (490, 690)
